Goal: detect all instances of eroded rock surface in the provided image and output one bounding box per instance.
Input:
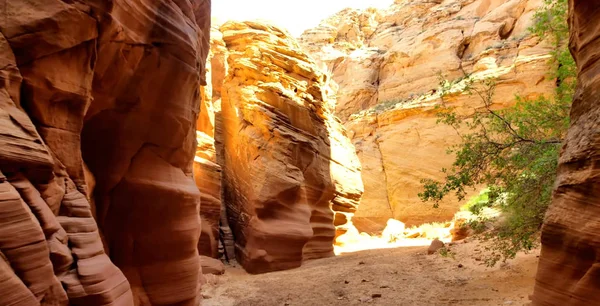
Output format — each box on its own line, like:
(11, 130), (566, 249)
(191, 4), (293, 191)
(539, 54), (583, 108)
(300, 0), (555, 229)
(214, 21), (363, 273)
(532, 1), (600, 304)
(0, 0), (211, 305)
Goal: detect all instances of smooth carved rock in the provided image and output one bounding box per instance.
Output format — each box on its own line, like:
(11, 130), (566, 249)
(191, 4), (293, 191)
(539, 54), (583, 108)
(301, 0), (555, 229)
(216, 21), (363, 273)
(81, 0), (211, 304)
(532, 1), (600, 304)
(0, 0), (211, 305)
(0, 5), (132, 301)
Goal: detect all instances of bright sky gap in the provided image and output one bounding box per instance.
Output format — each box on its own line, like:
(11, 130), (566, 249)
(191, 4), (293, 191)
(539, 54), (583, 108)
(211, 0), (395, 36)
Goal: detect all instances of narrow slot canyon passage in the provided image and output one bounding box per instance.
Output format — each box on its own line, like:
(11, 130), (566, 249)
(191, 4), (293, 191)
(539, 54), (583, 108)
(199, 0), (565, 304)
(0, 0), (598, 306)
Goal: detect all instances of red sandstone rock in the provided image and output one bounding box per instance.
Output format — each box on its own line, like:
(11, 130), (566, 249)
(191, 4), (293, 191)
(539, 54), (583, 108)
(216, 21), (363, 273)
(0, 0), (212, 305)
(0, 5), (133, 300)
(0, 172), (67, 305)
(81, 0), (211, 304)
(532, 1), (600, 305)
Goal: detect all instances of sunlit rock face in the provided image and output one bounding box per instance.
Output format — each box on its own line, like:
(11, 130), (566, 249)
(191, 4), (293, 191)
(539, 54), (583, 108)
(300, 0), (555, 230)
(210, 21), (363, 273)
(195, 25), (226, 259)
(0, 0), (211, 305)
(532, 1), (600, 304)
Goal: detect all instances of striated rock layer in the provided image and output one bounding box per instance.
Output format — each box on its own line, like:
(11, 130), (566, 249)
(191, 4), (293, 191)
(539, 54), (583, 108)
(300, 0), (555, 229)
(532, 1), (600, 305)
(216, 21), (363, 273)
(0, 0), (211, 305)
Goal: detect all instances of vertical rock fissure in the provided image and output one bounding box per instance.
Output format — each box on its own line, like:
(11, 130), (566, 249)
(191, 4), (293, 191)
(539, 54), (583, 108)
(374, 134), (394, 216)
(218, 199), (235, 261)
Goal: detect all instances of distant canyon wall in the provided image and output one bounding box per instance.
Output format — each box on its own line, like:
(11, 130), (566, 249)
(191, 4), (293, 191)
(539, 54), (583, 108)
(300, 0), (556, 229)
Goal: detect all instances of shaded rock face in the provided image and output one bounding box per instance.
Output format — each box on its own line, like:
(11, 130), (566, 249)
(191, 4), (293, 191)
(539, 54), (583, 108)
(0, 0), (211, 305)
(212, 21), (363, 273)
(532, 1), (600, 305)
(300, 0), (555, 229)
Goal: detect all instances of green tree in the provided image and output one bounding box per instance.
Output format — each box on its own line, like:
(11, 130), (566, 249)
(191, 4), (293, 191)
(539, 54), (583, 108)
(418, 0), (574, 265)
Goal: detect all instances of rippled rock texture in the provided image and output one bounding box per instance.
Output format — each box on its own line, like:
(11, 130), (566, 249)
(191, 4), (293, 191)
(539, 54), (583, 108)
(532, 1), (600, 305)
(213, 21), (363, 273)
(300, 0), (555, 229)
(0, 0), (211, 305)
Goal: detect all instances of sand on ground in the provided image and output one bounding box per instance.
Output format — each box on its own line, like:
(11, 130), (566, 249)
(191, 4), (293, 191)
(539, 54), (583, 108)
(201, 240), (539, 306)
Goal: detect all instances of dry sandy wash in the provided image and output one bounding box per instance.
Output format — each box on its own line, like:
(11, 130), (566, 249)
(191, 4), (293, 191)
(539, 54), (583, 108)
(202, 240), (539, 306)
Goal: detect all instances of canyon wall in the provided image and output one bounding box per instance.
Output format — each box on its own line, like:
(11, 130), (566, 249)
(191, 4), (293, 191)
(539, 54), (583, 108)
(208, 21), (363, 273)
(532, 0), (600, 304)
(300, 0), (555, 229)
(0, 0), (211, 305)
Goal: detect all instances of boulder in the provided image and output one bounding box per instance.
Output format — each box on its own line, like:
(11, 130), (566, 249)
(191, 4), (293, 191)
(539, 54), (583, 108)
(200, 256), (225, 275)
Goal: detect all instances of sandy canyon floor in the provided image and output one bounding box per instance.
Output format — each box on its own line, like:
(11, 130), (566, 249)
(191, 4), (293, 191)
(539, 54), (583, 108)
(201, 240), (539, 306)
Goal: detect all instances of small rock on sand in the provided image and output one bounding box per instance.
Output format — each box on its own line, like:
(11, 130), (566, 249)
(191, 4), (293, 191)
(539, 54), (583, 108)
(428, 239), (445, 255)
